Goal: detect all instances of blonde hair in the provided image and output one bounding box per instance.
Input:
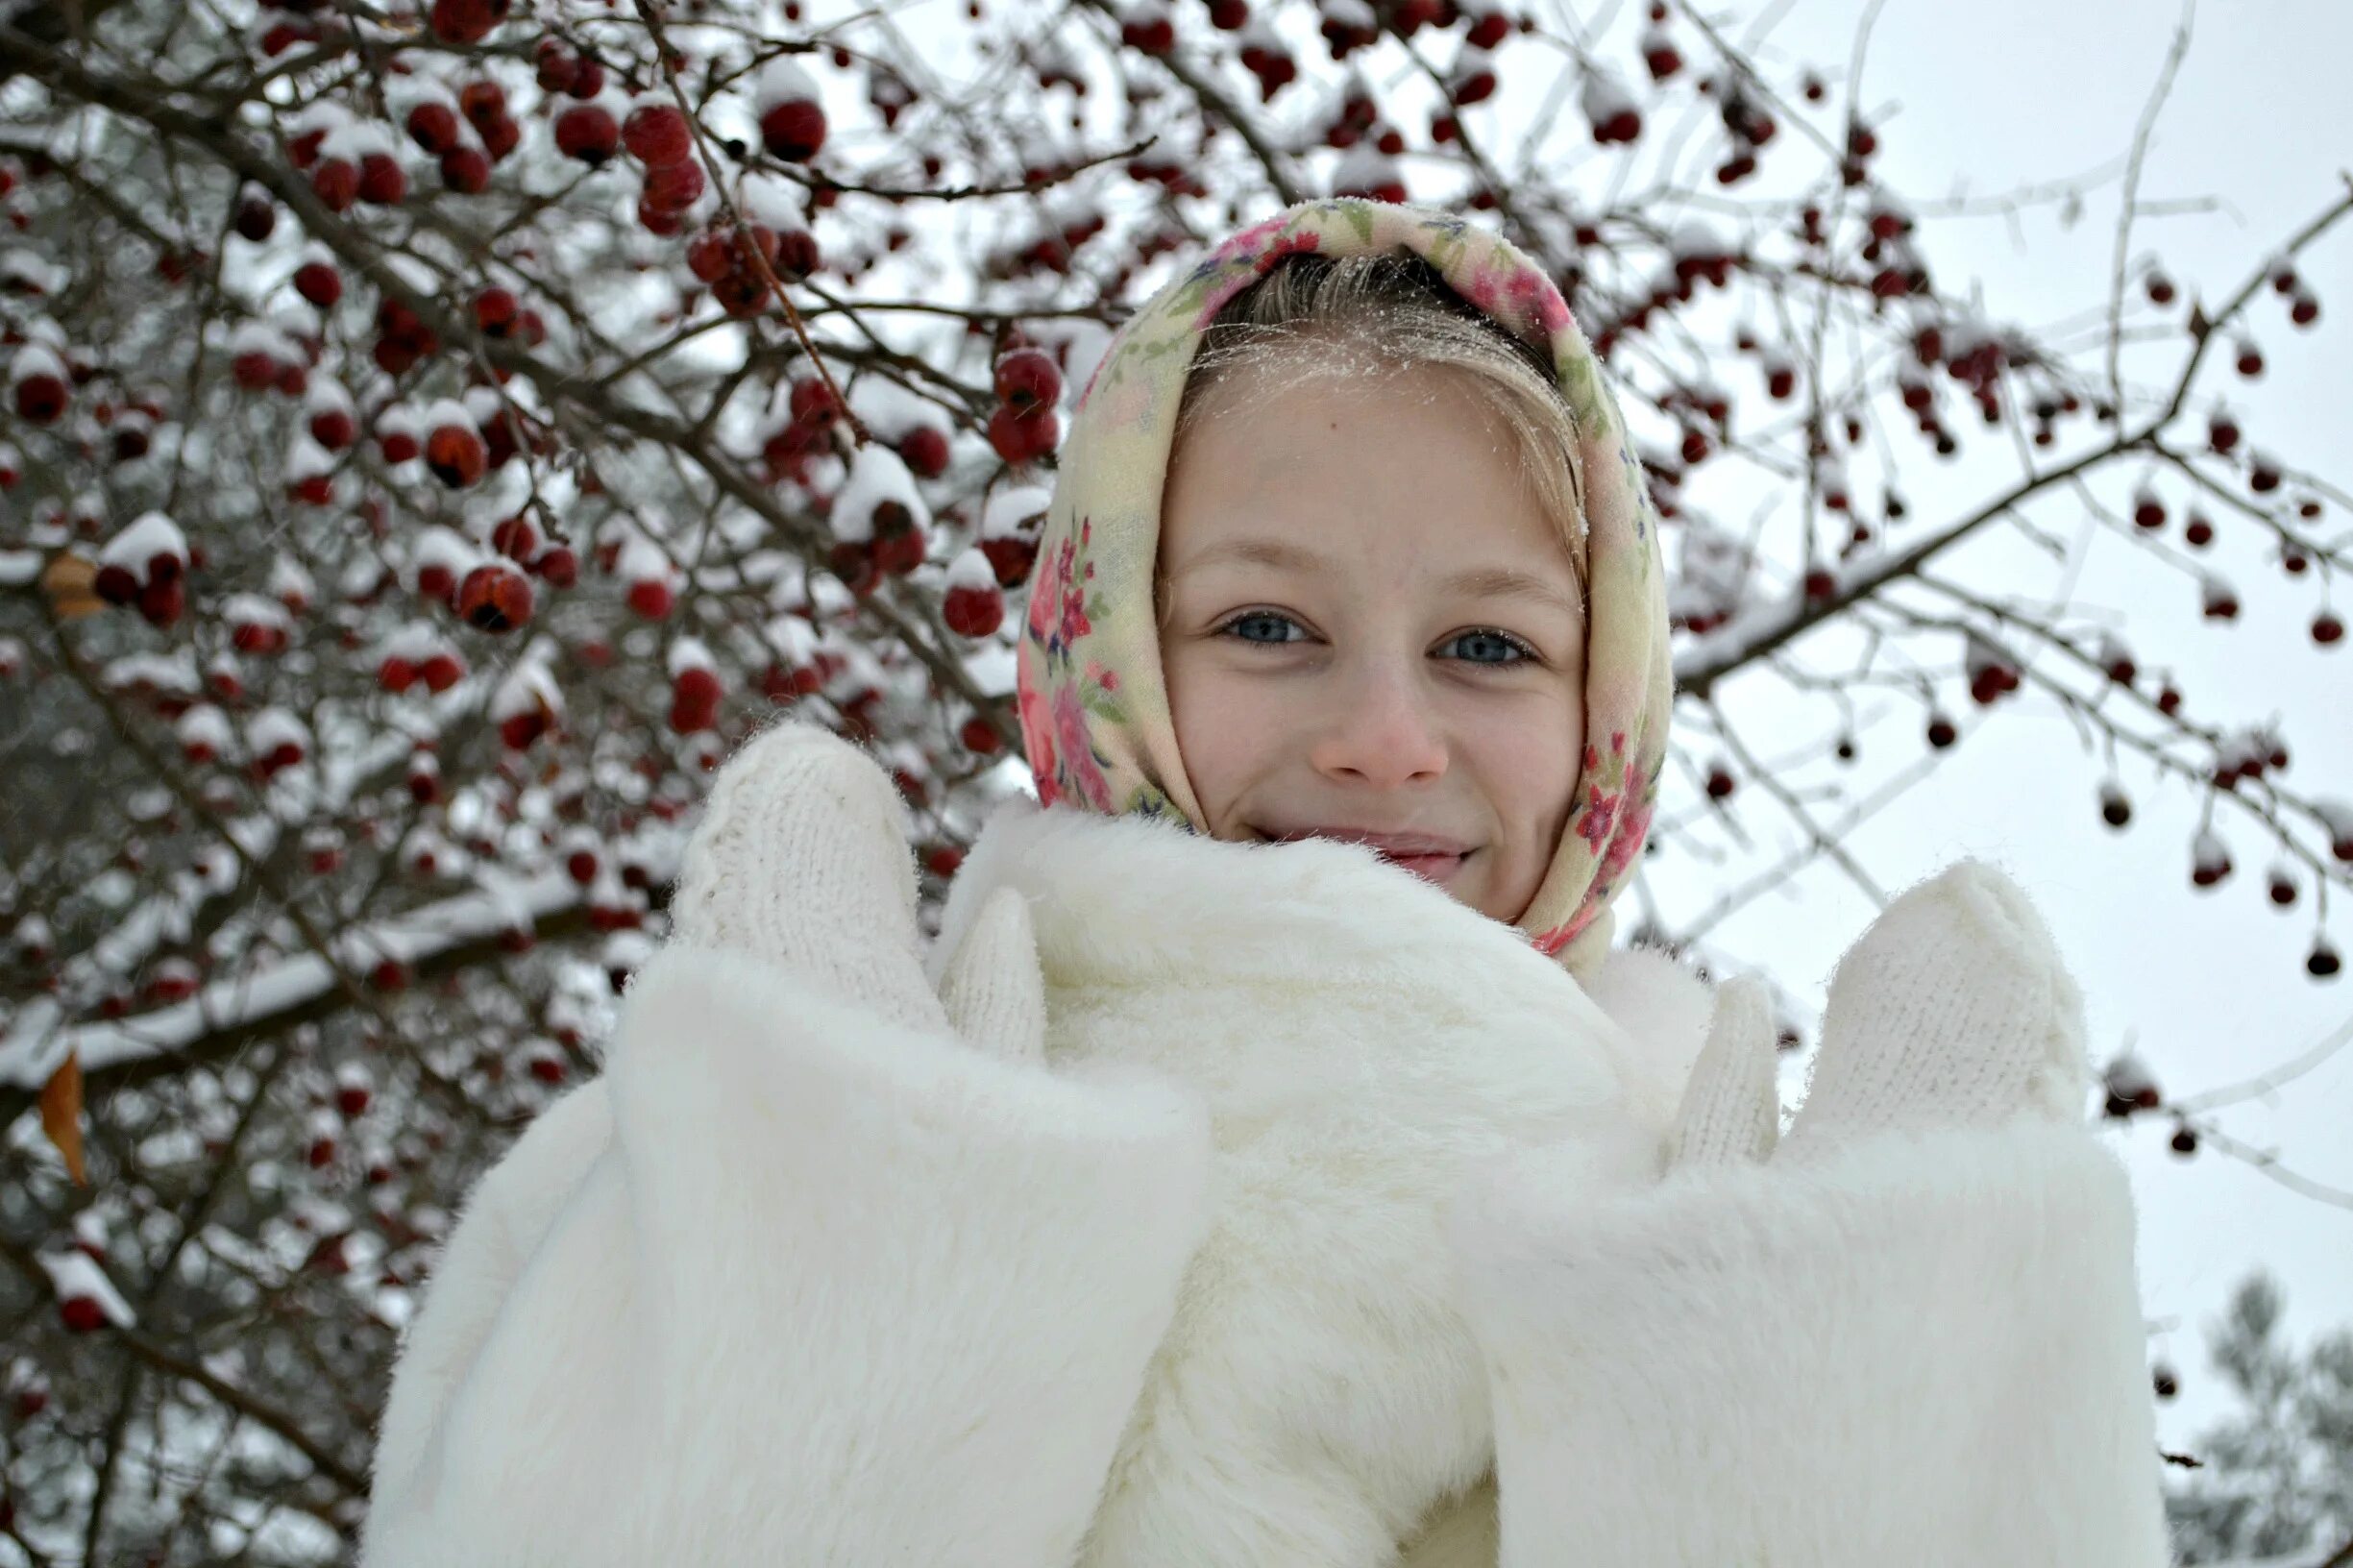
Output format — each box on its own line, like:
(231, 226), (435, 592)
(1165, 249), (1589, 613)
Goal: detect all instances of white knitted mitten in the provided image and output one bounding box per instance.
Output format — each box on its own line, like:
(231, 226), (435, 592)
(1669, 859), (2091, 1173)
(669, 716), (1045, 1059)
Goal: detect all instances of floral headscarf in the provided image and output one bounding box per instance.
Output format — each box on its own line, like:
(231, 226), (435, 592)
(1014, 196), (1675, 989)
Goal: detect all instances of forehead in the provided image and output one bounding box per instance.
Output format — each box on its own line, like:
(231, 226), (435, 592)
(1160, 361), (1570, 576)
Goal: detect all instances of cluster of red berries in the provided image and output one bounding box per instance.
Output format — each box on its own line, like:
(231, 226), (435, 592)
(987, 345), (1062, 466)
(762, 373), (845, 482)
(92, 513), (191, 627)
(690, 221), (821, 320)
(404, 79), (521, 196)
(1963, 634), (2022, 706)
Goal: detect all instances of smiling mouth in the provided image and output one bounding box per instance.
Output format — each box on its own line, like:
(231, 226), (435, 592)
(1376, 847), (1473, 884)
(1253, 829), (1475, 883)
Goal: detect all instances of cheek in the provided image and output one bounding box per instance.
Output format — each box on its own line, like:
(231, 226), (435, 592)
(1164, 649), (1282, 819)
(1470, 692), (1585, 839)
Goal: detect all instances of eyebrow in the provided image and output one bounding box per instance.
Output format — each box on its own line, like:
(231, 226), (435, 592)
(1167, 536), (1582, 620)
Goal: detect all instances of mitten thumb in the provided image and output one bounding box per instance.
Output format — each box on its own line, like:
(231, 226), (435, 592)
(1666, 974), (1780, 1172)
(933, 886), (1049, 1065)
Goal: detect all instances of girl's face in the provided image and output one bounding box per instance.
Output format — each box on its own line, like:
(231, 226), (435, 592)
(1156, 359), (1588, 928)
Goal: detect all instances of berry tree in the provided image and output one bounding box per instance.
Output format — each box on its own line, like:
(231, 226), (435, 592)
(0, 0), (2344, 1559)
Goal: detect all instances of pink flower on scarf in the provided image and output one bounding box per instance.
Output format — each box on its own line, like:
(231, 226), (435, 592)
(1018, 681), (1059, 805)
(1052, 683), (1115, 811)
(1595, 795), (1653, 888)
(1532, 282), (1571, 338)
(1210, 212), (1295, 269)
(1575, 783), (1621, 855)
(1025, 539), (1066, 643)
(1024, 535), (1093, 654)
(1194, 231), (1323, 328)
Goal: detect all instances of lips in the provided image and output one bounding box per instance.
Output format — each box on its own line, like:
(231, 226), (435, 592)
(1261, 825), (1474, 857)
(1255, 826), (1476, 887)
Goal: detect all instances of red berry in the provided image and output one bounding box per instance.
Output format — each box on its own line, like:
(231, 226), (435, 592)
(426, 422), (487, 488)
(459, 78), (505, 127)
(711, 268), (772, 317)
(490, 513), (538, 560)
(14, 372), (67, 423)
(626, 576), (674, 619)
(993, 347), (1063, 410)
(898, 425), (951, 478)
(233, 188), (277, 240)
(641, 157), (705, 213)
(310, 158), (359, 211)
(960, 714), (1003, 754)
(685, 229), (735, 282)
(294, 259), (341, 308)
(789, 376), (839, 425)
(2314, 612), (2343, 647)
(759, 99), (827, 162)
(624, 103), (694, 166)
(986, 403), (1060, 465)
(943, 580), (1004, 637)
(535, 38), (580, 93)
(439, 146), (492, 194)
(554, 104), (619, 166)
(429, 0), (507, 43)
(773, 226), (821, 281)
(358, 152), (407, 206)
(977, 533), (1037, 587)
(406, 102), (460, 154)
(61, 1296), (108, 1334)
(457, 562), (533, 632)
(500, 709), (550, 749)
(475, 285), (519, 336)
(533, 545), (578, 588)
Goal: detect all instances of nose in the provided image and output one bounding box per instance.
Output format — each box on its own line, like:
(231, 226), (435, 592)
(1307, 655), (1449, 789)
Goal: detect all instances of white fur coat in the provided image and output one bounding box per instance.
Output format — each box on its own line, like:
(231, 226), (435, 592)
(359, 797), (2174, 1568)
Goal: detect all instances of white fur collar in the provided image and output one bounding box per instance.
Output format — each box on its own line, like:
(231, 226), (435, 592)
(930, 796), (1717, 1129)
(924, 796), (1724, 1565)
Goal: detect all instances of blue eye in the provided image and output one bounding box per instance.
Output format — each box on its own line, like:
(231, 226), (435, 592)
(1442, 628), (1534, 666)
(1213, 612), (1536, 667)
(1219, 610), (1308, 645)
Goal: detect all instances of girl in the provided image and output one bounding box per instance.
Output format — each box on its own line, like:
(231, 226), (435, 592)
(359, 199), (2175, 1567)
